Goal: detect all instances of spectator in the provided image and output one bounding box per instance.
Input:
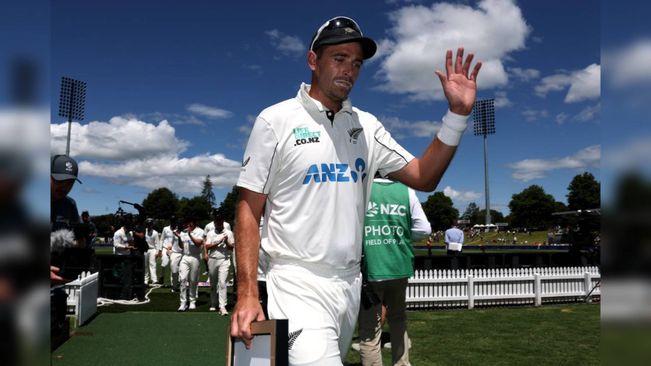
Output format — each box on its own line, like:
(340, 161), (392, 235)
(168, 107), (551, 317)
(444, 224), (464, 255)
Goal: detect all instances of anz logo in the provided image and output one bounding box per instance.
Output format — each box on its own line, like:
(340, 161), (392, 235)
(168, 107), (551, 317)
(302, 158), (367, 185)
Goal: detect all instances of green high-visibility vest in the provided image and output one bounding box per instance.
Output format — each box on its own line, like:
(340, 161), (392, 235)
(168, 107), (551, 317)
(362, 180), (414, 281)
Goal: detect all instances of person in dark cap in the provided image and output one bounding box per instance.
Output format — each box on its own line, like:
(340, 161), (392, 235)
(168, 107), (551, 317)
(50, 154), (82, 233)
(50, 154), (83, 282)
(231, 15), (481, 364)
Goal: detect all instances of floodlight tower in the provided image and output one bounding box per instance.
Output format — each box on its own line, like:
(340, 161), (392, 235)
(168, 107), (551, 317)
(473, 99), (496, 226)
(58, 77), (87, 156)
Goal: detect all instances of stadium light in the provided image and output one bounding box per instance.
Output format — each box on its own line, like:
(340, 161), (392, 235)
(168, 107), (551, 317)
(473, 99), (496, 226)
(58, 76), (87, 156)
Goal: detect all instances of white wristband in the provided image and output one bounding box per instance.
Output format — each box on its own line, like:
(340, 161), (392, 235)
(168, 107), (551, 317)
(436, 110), (469, 146)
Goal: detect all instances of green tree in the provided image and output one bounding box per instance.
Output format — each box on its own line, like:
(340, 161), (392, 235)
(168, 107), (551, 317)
(218, 185), (239, 225)
(92, 213), (118, 240)
(462, 202), (480, 223)
(567, 172), (600, 210)
(422, 192), (459, 231)
(478, 209), (505, 224)
(201, 175), (216, 208)
(142, 187), (180, 220)
(508, 185), (557, 229)
(177, 196), (212, 223)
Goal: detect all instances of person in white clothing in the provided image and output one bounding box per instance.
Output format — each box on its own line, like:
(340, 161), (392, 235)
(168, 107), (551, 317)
(177, 217), (204, 311)
(204, 212), (235, 315)
(204, 209), (232, 233)
(113, 217), (136, 255)
(161, 216), (182, 291)
(143, 218), (160, 285)
(230, 15), (481, 365)
(203, 209), (231, 278)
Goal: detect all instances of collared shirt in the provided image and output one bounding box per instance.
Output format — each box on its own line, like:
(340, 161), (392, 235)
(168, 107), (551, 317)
(237, 83), (416, 269)
(445, 227), (464, 244)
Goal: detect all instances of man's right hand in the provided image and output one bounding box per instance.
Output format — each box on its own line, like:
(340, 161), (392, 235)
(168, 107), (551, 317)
(230, 295), (266, 349)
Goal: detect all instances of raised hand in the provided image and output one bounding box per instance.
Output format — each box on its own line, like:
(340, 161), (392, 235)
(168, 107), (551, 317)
(435, 47), (482, 116)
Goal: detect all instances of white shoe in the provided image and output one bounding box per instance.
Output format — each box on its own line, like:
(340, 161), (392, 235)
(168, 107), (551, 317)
(189, 302), (196, 310)
(383, 339), (411, 349)
(209, 307), (217, 312)
(351, 343), (360, 351)
(219, 307), (228, 316)
(177, 303), (187, 312)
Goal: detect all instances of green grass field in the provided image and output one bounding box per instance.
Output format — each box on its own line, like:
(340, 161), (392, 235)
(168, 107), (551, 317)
(53, 282), (599, 366)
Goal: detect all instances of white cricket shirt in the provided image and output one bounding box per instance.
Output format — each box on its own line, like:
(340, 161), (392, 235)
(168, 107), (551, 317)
(237, 83), (415, 269)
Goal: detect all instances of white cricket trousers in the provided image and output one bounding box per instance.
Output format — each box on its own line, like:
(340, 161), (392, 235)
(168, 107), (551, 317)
(144, 248), (158, 284)
(179, 255), (200, 305)
(169, 252), (183, 291)
(266, 259), (361, 366)
(208, 256), (231, 309)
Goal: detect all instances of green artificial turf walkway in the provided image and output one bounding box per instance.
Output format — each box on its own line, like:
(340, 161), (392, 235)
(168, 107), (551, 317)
(52, 302), (599, 366)
(52, 311), (230, 366)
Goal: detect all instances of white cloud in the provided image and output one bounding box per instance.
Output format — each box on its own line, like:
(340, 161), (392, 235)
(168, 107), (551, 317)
(186, 103), (233, 119)
(78, 154), (241, 194)
(555, 103), (600, 125)
(604, 38), (651, 88)
(573, 103), (601, 122)
(521, 109), (548, 122)
(535, 64), (601, 103)
(266, 29), (305, 57)
(555, 112), (569, 125)
(604, 135), (651, 169)
(51, 116), (189, 160)
(50, 115), (243, 194)
(443, 186), (481, 202)
(509, 67), (540, 82)
(376, 0), (530, 100)
(494, 91), (512, 108)
(565, 64), (601, 103)
(508, 145), (600, 181)
(382, 116), (441, 138)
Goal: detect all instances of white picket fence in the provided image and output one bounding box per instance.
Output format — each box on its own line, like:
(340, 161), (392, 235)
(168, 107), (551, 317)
(406, 266), (600, 309)
(65, 271), (99, 326)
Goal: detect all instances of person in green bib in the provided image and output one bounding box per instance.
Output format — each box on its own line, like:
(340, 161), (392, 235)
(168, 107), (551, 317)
(359, 177), (431, 366)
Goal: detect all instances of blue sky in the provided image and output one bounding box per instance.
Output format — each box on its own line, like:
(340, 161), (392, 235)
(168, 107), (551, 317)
(46, 0), (609, 217)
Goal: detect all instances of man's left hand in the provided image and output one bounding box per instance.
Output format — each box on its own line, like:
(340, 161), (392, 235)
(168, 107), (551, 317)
(435, 47), (482, 115)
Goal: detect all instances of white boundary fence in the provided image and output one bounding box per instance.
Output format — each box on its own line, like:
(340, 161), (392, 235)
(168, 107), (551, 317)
(406, 266), (600, 309)
(65, 271), (99, 326)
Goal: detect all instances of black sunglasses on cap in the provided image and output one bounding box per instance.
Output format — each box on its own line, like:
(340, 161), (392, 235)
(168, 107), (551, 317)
(310, 16), (377, 59)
